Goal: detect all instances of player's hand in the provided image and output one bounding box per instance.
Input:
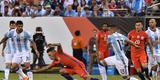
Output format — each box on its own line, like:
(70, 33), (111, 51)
(35, 50), (40, 58)
(135, 45), (140, 49)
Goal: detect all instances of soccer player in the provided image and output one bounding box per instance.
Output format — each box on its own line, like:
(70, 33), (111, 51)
(1, 20), (16, 80)
(33, 43), (91, 80)
(96, 22), (109, 80)
(99, 24), (139, 80)
(0, 20), (39, 80)
(128, 20), (154, 80)
(146, 18), (159, 80)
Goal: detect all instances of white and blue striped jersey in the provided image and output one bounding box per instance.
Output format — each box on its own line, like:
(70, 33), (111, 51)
(108, 32), (128, 61)
(5, 29), (32, 53)
(146, 27), (160, 55)
(4, 29), (16, 54)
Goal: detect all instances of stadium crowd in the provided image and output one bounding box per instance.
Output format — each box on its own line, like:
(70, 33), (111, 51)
(0, 0), (160, 17)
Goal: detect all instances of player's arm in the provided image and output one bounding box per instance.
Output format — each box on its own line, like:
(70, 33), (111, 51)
(1, 41), (7, 56)
(124, 38), (140, 48)
(32, 64), (53, 72)
(147, 38), (154, 55)
(0, 36), (8, 45)
(30, 40), (39, 56)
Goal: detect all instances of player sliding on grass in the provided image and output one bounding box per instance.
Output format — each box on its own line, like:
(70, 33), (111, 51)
(32, 43), (97, 80)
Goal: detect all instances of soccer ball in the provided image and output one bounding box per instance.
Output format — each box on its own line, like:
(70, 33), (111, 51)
(130, 76), (138, 80)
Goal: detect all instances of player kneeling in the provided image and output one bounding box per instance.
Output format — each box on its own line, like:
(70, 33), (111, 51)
(32, 43), (97, 80)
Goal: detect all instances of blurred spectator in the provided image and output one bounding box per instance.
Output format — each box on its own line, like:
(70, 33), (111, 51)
(92, 5), (102, 17)
(102, 7), (114, 17)
(81, 6), (92, 17)
(53, 5), (64, 16)
(76, 6), (82, 16)
(64, 5), (77, 16)
(80, 0), (87, 9)
(108, 0), (117, 10)
(44, 4), (54, 16)
(1, 0), (9, 16)
(4, 6), (11, 16)
(72, 0), (79, 11)
(34, 4), (46, 17)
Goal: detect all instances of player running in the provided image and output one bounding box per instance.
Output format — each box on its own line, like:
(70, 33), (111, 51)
(32, 43), (92, 80)
(0, 20), (39, 80)
(146, 18), (159, 80)
(128, 20), (154, 80)
(1, 20), (16, 80)
(99, 24), (139, 80)
(96, 22), (109, 80)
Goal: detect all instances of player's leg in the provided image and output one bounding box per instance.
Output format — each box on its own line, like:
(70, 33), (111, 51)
(59, 68), (74, 80)
(140, 53), (151, 80)
(3, 53), (13, 80)
(11, 54), (28, 80)
(131, 55), (145, 80)
(98, 51), (107, 80)
(88, 53), (94, 74)
(22, 52), (32, 80)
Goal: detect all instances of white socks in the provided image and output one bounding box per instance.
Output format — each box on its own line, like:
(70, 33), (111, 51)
(4, 68), (10, 80)
(98, 64), (107, 80)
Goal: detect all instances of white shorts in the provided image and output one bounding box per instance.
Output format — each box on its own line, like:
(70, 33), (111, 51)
(12, 52), (31, 64)
(147, 53), (158, 66)
(104, 56), (129, 76)
(4, 53), (14, 63)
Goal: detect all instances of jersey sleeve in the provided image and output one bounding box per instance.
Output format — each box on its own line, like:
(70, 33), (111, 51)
(5, 30), (14, 38)
(25, 31), (32, 41)
(107, 35), (112, 43)
(51, 60), (60, 67)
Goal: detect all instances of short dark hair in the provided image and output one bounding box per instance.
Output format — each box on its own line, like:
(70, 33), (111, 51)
(135, 20), (143, 23)
(10, 20), (15, 25)
(36, 27), (42, 31)
(47, 47), (55, 53)
(16, 20), (23, 25)
(75, 30), (80, 36)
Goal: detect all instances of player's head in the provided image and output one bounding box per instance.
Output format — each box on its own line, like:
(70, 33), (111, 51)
(9, 20), (16, 29)
(16, 20), (23, 32)
(135, 20), (143, 32)
(47, 47), (56, 60)
(149, 18), (157, 28)
(75, 30), (81, 36)
(108, 24), (117, 34)
(101, 22), (108, 32)
(36, 27), (43, 33)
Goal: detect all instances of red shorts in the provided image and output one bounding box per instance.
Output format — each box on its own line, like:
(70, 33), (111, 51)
(60, 66), (88, 78)
(99, 48), (109, 60)
(131, 52), (147, 70)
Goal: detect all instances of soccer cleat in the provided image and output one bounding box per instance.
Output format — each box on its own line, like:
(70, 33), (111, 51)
(23, 76), (29, 80)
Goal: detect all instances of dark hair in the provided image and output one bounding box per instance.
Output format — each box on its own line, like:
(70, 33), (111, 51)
(16, 20), (23, 25)
(10, 20), (15, 25)
(75, 30), (80, 36)
(47, 47), (55, 53)
(36, 27), (42, 31)
(135, 20), (143, 23)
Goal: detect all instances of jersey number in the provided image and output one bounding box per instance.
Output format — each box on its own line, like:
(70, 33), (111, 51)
(117, 40), (123, 50)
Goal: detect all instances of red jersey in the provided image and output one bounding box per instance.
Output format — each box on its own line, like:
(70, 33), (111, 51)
(96, 31), (110, 50)
(72, 36), (84, 49)
(128, 30), (149, 53)
(51, 51), (85, 68)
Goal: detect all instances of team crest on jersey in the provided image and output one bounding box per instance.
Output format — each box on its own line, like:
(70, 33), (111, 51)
(141, 36), (144, 40)
(137, 35), (140, 38)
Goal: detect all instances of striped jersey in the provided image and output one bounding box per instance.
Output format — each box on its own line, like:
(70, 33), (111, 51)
(146, 27), (160, 55)
(108, 32), (128, 61)
(4, 29), (16, 54)
(5, 29), (32, 53)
